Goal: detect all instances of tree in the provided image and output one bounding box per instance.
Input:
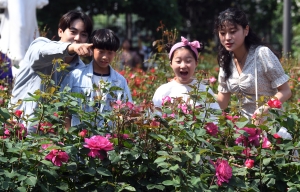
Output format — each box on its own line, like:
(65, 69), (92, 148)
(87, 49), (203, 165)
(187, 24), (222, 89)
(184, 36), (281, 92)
(37, 0), (182, 41)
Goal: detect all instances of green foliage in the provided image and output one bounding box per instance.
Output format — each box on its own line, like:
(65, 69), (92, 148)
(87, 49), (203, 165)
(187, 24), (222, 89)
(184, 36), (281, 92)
(1, 26), (300, 192)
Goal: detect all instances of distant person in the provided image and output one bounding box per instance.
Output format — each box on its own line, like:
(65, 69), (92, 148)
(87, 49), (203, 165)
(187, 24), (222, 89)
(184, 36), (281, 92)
(138, 35), (152, 71)
(152, 36), (220, 116)
(0, 0), (49, 80)
(60, 29), (132, 129)
(215, 8), (291, 124)
(10, 10), (94, 133)
(120, 39), (142, 70)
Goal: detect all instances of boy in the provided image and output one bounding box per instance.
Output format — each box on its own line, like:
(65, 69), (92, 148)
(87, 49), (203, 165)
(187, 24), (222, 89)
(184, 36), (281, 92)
(10, 10), (93, 133)
(60, 29), (132, 129)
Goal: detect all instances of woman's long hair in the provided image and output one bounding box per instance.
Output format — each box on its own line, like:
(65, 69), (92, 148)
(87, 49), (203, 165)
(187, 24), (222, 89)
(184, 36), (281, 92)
(214, 7), (278, 80)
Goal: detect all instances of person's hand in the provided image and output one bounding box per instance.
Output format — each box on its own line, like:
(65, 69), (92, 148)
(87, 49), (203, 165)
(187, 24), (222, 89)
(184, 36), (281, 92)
(67, 43), (93, 57)
(252, 105), (270, 126)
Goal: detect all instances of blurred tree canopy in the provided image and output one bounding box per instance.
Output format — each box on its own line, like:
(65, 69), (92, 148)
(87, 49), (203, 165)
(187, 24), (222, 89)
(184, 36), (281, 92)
(37, 0), (300, 53)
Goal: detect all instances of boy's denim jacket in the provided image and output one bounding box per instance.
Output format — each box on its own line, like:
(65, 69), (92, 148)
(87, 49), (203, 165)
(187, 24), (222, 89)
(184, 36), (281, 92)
(60, 61), (132, 127)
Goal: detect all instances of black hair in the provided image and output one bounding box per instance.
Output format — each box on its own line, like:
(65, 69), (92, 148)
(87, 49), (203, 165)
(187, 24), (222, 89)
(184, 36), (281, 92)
(214, 7), (279, 80)
(166, 41), (204, 61)
(58, 10), (93, 37)
(90, 29), (120, 51)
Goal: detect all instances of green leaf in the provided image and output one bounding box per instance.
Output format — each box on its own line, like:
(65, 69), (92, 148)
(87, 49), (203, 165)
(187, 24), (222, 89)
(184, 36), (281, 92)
(235, 117), (249, 128)
(66, 162), (77, 171)
(108, 151), (121, 164)
(157, 162), (170, 168)
(156, 151), (169, 156)
(96, 167), (112, 176)
(0, 157), (8, 162)
(17, 175), (27, 181)
(124, 186), (136, 191)
(185, 151), (193, 159)
(162, 180), (175, 186)
(86, 168), (96, 176)
(263, 158), (271, 166)
(2, 181), (9, 190)
(169, 164), (179, 171)
(172, 147), (181, 153)
(40, 160), (54, 166)
(5, 142), (12, 149)
(56, 182), (68, 191)
(275, 157), (285, 165)
(199, 149), (209, 155)
(154, 157), (166, 164)
(25, 176), (37, 186)
(200, 173), (213, 179)
(9, 157), (18, 163)
(0, 107), (11, 120)
(288, 187), (298, 192)
(267, 178), (275, 187)
(16, 187), (27, 192)
(195, 154), (201, 164)
(5, 171), (16, 178)
(147, 184), (165, 191)
(190, 176), (201, 185)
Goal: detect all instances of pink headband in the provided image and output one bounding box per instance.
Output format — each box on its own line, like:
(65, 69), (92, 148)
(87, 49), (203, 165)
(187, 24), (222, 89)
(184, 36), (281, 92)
(169, 36), (201, 59)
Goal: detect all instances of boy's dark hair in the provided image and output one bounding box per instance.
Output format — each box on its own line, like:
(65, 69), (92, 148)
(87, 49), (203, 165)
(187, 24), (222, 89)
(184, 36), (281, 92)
(58, 10), (93, 37)
(90, 29), (120, 51)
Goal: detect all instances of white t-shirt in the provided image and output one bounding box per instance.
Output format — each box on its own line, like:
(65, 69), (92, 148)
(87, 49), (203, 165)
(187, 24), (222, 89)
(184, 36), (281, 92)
(153, 79), (220, 109)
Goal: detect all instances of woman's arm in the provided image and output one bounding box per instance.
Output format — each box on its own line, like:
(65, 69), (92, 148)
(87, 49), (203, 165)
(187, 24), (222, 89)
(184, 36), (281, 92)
(217, 92), (231, 110)
(274, 82), (292, 103)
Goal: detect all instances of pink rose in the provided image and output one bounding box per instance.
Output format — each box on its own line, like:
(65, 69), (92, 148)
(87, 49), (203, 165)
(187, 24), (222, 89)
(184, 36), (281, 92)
(41, 143), (53, 150)
(84, 135), (114, 159)
(209, 76), (217, 83)
(205, 122), (218, 136)
(38, 122), (55, 133)
(45, 149), (69, 166)
(4, 122), (27, 139)
(212, 159), (232, 186)
(245, 159), (254, 169)
(262, 137), (271, 149)
(162, 113), (167, 118)
(150, 119), (160, 128)
(126, 101), (134, 109)
(113, 100), (125, 109)
(78, 129), (88, 137)
(235, 127), (262, 147)
(178, 103), (190, 114)
(162, 96), (172, 105)
(267, 99), (282, 109)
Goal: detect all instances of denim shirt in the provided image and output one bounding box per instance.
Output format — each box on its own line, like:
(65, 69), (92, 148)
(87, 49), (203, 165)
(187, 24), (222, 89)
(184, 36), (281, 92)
(60, 61), (132, 128)
(10, 37), (85, 133)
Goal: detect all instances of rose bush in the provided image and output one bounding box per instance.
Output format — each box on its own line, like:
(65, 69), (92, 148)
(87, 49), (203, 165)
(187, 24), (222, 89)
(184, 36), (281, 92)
(0, 26), (299, 191)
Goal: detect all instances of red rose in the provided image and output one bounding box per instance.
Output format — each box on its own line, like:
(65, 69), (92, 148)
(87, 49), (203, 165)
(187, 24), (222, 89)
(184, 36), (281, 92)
(78, 129), (88, 137)
(245, 159), (254, 169)
(205, 122), (218, 136)
(267, 99), (282, 109)
(14, 110), (23, 118)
